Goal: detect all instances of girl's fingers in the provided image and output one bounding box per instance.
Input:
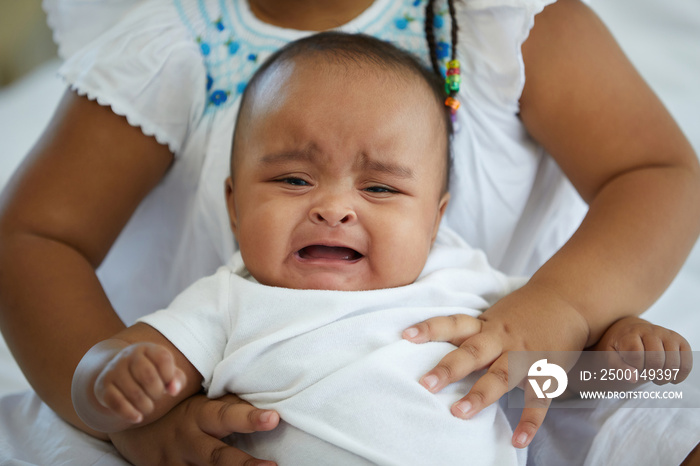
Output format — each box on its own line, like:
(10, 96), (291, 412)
(403, 314), (482, 346)
(183, 434), (278, 466)
(108, 394), (279, 466)
(195, 394), (280, 438)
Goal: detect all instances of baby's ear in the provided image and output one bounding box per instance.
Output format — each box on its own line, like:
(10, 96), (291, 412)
(224, 177), (239, 235)
(431, 192), (450, 244)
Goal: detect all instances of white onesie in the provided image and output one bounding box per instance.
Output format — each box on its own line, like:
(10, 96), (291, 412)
(139, 228), (528, 465)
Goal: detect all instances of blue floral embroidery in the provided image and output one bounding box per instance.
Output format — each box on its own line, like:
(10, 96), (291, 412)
(227, 40), (240, 55)
(210, 90), (229, 105)
(173, 0), (456, 113)
(394, 12), (416, 31)
(197, 37), (211, 56)
(436, 41), (450, 59)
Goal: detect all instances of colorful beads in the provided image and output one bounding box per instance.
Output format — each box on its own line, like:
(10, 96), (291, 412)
(445, 74), (461, 93)
(445, 96), (460, 111)
(444, 59), (461, 120)
(445, 59), (461, 93)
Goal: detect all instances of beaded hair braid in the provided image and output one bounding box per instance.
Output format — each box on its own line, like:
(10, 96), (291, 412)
(425, 0), (461, 120)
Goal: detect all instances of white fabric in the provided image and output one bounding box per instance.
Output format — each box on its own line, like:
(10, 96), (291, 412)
(138, 228), (526, 465)
(502, 390), (700, 466)
(44, 0), (586, 326)
(42, 0), (147, 60)
(0, 392), (129, 466)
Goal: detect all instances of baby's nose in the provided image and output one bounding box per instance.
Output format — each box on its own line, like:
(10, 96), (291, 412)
(309, 199), (357, 227)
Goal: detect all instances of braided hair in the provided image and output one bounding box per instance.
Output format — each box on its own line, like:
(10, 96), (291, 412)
(424, 0), (461, 119)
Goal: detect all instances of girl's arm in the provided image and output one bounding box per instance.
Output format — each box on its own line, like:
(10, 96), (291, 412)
(519, 0), (700, 340)
(405, 0), (700, 448)
(0, 90), (173, 436)
(0, 91), (279, 464)
(72, 323), (202, 433)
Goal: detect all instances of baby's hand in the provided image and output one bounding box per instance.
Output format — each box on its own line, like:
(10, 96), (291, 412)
(593, 316), (693, 385)
(94, 342), (187, 424)
(402, 283), (590, 449)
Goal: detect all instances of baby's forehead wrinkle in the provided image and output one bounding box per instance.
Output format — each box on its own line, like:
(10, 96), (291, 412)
(355, 152), (415, 179)
(260, 142), (320, 166)
(258, 144), (416, 181)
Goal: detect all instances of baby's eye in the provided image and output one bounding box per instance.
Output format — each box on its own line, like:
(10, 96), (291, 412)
(279, 177), (309, 186)
(364, 185), (398, 194)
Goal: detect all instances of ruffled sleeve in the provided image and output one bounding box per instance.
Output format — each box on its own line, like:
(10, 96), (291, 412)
(455, 0), (556, 114)
(43, 0), (147, 60)
(456, 0), (591, 111)
(55, 0), (207, 155)
(441, 0), (588, 273)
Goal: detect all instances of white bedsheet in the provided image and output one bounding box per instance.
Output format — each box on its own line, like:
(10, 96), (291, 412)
(0, 0), (699, 463)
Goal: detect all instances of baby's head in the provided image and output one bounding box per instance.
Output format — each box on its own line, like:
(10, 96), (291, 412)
(226, 32), (452, 291)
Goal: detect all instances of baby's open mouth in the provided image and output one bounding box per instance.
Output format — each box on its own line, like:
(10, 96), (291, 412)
(297, 245), (363, 261)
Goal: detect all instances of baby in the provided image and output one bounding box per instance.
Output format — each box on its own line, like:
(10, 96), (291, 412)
(71, 32), (691, 465)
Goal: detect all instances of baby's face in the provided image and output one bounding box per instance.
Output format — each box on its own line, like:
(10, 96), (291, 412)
(227, 58), (449, 291)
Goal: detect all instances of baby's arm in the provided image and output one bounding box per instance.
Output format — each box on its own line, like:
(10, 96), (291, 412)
(72, 322), (204, 433)
(590, 316), (693, 385)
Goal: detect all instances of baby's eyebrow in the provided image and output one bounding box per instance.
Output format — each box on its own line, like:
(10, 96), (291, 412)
(260, 147), (316, 166)
(358, 155), (414, 179)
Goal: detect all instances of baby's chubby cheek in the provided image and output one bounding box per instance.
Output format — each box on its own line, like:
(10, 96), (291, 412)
(373, 255), (426, 289)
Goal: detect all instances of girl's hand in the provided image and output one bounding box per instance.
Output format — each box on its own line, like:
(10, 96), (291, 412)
(592, 316), (693, 385)
(109, 393), (279, 466)
(402, 283), (590, 450)
(95, 342), (187, 424)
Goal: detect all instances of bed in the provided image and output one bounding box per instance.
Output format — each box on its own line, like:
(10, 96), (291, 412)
(0, 0), (698, 463)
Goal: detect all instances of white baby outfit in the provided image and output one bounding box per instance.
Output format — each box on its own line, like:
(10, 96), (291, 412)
(139, 228), (527, 465)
